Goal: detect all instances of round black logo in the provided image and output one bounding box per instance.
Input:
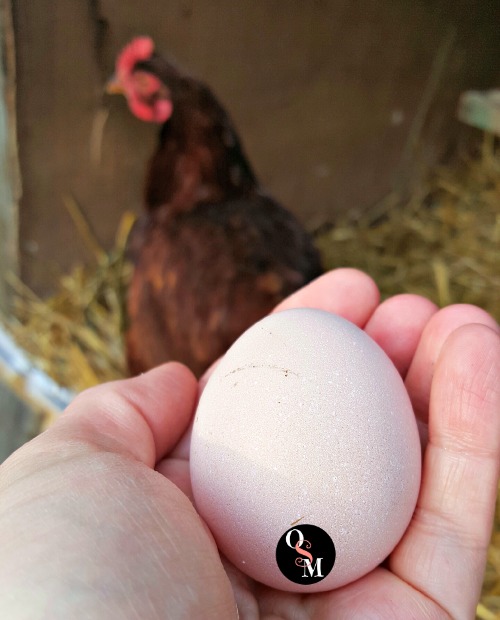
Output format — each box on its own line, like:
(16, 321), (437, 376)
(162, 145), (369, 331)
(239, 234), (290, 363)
(275, 524), (336, 584)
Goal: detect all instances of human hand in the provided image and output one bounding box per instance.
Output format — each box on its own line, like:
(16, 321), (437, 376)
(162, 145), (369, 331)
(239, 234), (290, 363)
(227, 269), (500, 619)
(0, 269), (498, 619)
(0, 363), (236, 618)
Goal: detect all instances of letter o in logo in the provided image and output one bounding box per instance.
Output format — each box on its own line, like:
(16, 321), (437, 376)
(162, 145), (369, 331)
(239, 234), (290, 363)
(285, 528), (304, 549)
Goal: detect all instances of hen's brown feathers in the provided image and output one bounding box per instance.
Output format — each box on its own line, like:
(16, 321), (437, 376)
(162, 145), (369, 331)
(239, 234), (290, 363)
(144, 79), (257, 211)
(126, 196), (322, 376)
(118, 39), (323, 376)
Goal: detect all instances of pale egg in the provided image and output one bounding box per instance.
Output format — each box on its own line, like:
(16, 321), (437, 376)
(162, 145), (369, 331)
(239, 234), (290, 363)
(190, 308), (421, 592)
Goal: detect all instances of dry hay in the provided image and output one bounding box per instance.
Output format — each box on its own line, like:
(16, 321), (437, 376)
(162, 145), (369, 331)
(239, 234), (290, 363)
(316, 137), (500, 317)
(4, 202), (134, 393)
(3, 140), (500, 618)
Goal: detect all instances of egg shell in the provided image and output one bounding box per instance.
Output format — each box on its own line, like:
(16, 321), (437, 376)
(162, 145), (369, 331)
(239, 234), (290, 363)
(190, 308), (421, 592)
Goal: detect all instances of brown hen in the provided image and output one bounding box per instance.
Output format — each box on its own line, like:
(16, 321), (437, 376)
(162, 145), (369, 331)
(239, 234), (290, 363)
(110, 37), (323, 377)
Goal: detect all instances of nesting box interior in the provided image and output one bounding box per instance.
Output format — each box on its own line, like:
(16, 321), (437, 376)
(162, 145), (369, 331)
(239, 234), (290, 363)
(0, 2), (499, 616)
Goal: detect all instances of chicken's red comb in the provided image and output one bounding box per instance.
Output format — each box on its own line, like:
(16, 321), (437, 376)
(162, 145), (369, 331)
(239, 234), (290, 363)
(117, 36), (155, 78)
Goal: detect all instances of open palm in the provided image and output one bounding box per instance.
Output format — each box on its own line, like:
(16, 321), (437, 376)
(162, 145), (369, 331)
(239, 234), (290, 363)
(0, 269), (498, 620)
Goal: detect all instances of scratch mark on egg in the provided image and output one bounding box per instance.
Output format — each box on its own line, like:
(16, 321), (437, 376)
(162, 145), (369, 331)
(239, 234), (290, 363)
(224, 364), (298, 379)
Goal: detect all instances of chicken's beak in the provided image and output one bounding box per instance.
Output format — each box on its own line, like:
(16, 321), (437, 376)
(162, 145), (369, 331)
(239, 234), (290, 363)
(105, 74), (124, 95)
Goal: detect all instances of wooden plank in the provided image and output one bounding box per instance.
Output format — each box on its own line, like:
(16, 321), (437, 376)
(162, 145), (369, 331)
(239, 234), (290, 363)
(0, 323), (72, 461)
(0, 1), (34, 463)
(14, 0), (154, 294)
(0, 0), (21, 312)
(12, 0), (500, 295)
(0, 383), (36, 463)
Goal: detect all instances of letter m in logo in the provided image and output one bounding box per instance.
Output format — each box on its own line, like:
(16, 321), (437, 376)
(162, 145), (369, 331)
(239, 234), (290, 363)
(302, 557), (324, 578)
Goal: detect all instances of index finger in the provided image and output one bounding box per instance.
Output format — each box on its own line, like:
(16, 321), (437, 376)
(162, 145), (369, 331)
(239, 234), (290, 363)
(273, 268), (380, 327)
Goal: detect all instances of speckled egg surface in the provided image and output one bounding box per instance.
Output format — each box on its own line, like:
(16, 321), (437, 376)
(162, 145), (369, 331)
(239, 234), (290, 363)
(190, 308), (421, 592)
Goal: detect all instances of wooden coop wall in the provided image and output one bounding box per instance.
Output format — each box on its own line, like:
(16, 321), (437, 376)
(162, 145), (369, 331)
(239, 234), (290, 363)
(4, 0), (500, 295)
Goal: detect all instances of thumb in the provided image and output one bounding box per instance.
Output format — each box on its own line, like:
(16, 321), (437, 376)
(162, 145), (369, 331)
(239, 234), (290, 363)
(1, 362), (198, 484)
